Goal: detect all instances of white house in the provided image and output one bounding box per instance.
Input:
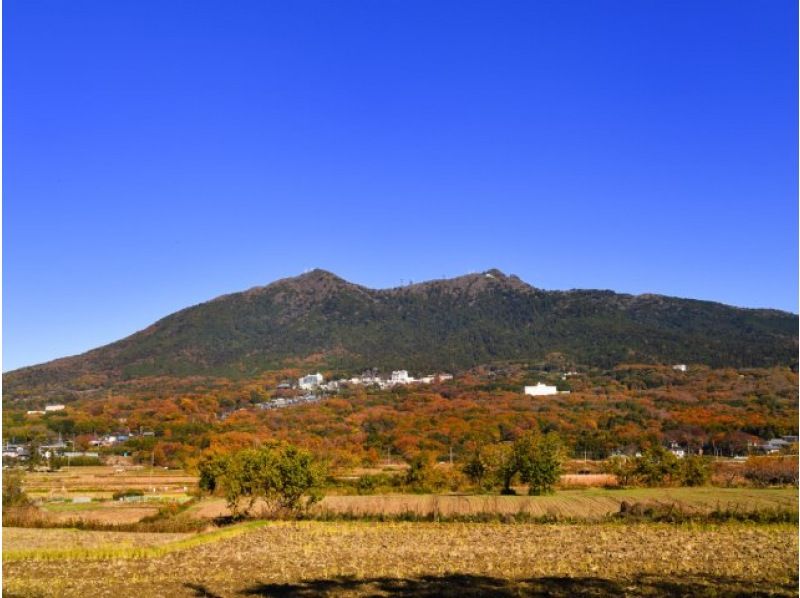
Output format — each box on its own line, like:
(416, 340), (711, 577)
(524, 382), (558, 396)
(2, 445), (29, 459)
(391, 370), (411, 384)
(760, 438), (790, 454)
(44, 405), (65, 412)
(420, 373), (453, 383)
(298, 373), (324, 390)
(672, 364), (687, 372)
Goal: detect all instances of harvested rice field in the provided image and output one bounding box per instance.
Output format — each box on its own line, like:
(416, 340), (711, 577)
(3, 521), (797, 597)
(23, 466), (196, 500)
(3, 527), (192, 552)
(186, 486), (799, 520)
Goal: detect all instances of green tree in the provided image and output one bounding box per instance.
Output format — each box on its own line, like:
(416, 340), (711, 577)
(2, 470), (29, 507)
(679, 455), (711, 487)
(26, 443), (42, 471)
(604, 455), (636, 487)
(274, 445), (325, 509)
(512, 432), (564, 495)
(198, 453), (230, 494)
(633, 445), (680, 487)
(405, 452), (446, 492)
(198, 444), (324, 516)
(480, 443), (516, 494)
(462, 448), (488, 489)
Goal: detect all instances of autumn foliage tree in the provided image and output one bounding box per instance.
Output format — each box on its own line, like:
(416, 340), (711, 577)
(744, 456), (799, 487)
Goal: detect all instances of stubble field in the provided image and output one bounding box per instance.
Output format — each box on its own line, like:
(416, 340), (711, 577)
(186, 486), (799, 520)
(6, 467), (798, 596)
(3, 520), (797, 597)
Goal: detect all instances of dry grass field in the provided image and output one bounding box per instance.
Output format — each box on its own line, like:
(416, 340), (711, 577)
(3, 521), (797, 597)
(40, 504), (163, 524)
(7, 466), (797, 596)
(186, 486), (799, 520)
(23, 466), (196, 500)
(12, 465), (798, 531)
(3, 527), (192, 552)
(10, 466), (194, 525)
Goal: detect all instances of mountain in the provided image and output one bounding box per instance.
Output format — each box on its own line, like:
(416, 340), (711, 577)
(4, 269), (797, 394)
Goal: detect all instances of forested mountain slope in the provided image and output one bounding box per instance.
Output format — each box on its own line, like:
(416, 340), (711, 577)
(5, 269), (797, 396)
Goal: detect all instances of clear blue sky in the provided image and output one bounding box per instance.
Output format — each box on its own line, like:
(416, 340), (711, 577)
(4, 0), (797, 371)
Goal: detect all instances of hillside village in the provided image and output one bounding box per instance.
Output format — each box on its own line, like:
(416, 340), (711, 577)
(299, 370), (454, 392)
(254, 370), (455, 411)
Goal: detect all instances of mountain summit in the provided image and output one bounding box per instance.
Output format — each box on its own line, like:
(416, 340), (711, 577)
(5, 270), (797, 394)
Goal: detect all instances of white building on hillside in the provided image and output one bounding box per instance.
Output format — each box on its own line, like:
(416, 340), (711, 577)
(45, 405), (65, 412)
(298, 372), (324, 390)
(391, 370), (411, 384)
(524, 382), (558, 396)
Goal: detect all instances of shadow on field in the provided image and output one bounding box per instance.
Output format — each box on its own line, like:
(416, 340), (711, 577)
(234, 574), (797, 597)
(184, 582), (225, 598)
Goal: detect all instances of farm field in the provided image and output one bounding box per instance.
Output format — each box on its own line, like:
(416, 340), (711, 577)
(3, 527), (193, 552)
(13, 463), (798, 525)
(22, 466), (196, 500)
(3, 520), (797, 597)
(186, 486), (799, 520)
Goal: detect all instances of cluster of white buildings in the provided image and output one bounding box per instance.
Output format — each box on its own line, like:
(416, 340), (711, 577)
(294, 370), (454, 392)
(298, 372), (325, 390)
(25, 404), (66, 416)
(2, 436), (104, 463)
(89, 433), (131, 447)
(257, 394), (323, 410)
(246, 370), (456, 413)
(344, 370), (453, 389)
(2, 444), (30, 460)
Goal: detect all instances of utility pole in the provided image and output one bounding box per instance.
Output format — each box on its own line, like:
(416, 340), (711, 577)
(150, 447), (155, 493)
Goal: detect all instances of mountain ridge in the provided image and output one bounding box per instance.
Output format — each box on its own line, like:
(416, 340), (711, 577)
(4, 269), (797, 396)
